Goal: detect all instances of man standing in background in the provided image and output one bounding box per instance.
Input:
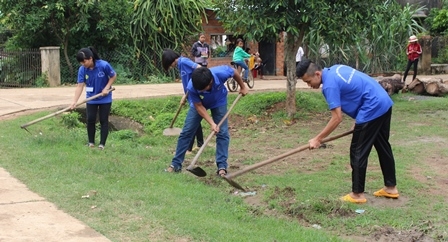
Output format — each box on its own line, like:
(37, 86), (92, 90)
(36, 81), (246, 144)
(191, 33), (210, 67)
(296, 46), (304, 67)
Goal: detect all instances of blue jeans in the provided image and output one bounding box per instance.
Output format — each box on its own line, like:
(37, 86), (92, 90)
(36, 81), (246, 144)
(234, 60), (249, 80)
(171, 105), (230, 171)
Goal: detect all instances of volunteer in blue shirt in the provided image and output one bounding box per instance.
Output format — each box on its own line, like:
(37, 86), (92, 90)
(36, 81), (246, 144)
(70, 46), (116, 150)
(162, 48), (204, 153)
(296, 59), (399, 204)
(165, 66), (249, 176)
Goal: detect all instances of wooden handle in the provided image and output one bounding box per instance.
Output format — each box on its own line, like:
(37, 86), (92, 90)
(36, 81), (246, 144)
(169, 92), (188, 128)
(20, 87), (115, 129)
(187, 94), (242, 169)
(226, 130), (354, 179)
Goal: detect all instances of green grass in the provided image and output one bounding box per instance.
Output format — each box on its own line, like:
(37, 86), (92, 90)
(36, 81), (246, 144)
(1, 91), (447, 241)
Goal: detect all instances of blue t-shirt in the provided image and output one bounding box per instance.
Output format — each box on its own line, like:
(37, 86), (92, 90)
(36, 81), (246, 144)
(186, 65), (233, 109)
(77, 60), (116, 104)
(178, 57), (198, 93)
(321, 65), (393, 124)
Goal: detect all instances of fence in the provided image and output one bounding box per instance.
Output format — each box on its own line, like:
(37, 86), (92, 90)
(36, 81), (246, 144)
(0, 49), (41, 88)
(60, 49), (168, 85)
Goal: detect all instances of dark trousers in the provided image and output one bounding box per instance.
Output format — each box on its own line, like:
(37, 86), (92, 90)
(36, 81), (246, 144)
(350, 108), (397, 193)
(86, 103), (111, 146)
(403, 59), (419, 82)
(188, 124), (204, 151)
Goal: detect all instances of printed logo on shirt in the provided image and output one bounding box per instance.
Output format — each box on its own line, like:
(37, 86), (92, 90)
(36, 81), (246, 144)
(98, 72), (105, 78)
(180, 71), (187, 77)
(85, 75), (89, 80)
(336, 65), (356, 84)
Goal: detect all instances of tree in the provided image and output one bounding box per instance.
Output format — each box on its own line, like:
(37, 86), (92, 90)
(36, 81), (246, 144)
(0, 0), (133, 79)
(213, 0), (408, 117)
(130, 0), (211, 76)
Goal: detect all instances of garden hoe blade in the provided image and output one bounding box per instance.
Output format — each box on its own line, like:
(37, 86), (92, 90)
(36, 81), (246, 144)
(187, 94), (243, 177)
(186, 166), (207, 177)
(163, 127), (182, 136)
(222, 175), (246, 192)
(222, 130), (354, 190)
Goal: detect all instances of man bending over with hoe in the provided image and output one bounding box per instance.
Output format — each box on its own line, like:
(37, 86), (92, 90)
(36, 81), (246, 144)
(295, 59), (399, 204)
(165, 66), (249, 176)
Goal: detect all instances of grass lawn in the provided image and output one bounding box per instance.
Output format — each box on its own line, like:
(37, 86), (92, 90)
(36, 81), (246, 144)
(0, 91), (447, 241)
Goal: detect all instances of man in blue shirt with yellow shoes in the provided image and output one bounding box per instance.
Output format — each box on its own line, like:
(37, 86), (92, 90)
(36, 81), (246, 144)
(296, 59), (399, 204)
(165, 66), (249, 177)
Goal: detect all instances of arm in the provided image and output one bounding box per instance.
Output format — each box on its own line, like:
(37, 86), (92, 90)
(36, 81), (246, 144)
(102, 74), (116, 96)
(193, 102), (219, 133)
(191, 43), (201, 57)
(417, 44), (422, 54)
(309, 107), (343, 149)
(70, 83), (86, 109)
(231, 68), (249, 96)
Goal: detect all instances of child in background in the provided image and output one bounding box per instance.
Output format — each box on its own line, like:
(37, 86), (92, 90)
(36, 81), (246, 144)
(232, 39), (251, 82)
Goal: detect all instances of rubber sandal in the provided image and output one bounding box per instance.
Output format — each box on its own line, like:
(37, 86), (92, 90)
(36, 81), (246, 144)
(165, 165), (181, 173)
(373, 189), (399, 198)
(87, 143), (95, 148)
(98, 144), (104, 150)
(340, 194), (367, 204)
(217, 169), (227, 177)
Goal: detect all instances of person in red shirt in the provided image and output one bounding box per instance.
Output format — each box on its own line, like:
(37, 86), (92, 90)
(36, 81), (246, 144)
(403, 35), (422, 83)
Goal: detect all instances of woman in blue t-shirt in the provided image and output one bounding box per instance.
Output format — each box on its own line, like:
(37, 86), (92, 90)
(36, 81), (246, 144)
(70, 46), (116, 150)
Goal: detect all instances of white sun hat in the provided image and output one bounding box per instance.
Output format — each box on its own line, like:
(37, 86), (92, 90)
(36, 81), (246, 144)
(408, 35), (418, 42)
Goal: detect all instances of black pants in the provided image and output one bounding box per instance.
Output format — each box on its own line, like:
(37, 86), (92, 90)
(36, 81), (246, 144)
(403, 59), (419, 82)
(188, 124), (204, 151)
(350, 108), (397, 193)
(86, 103), (111, 146)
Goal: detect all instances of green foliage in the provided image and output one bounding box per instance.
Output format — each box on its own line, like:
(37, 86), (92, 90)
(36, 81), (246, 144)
(130, 0), (211, 76)
(60, 112), (83, 129)
(213, 0), (425, 117)
(426, 2), (448, 36)
(112, 96), (188, 134)
(112, 129), (138, 140)
(0, 0), (134, 84)
(35, 73), (49, 87)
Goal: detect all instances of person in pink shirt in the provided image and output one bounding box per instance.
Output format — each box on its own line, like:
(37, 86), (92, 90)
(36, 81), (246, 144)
(403, 35), (422, 83)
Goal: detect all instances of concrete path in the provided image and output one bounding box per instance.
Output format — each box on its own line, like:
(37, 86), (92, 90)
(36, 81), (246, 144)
(1, 74), (447, 241)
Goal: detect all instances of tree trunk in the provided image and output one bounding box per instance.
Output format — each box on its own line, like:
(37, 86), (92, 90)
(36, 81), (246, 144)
(285, 31), (305, 118)
(285, 33), (299, 118)
(405, 78), (448, 96)
(406, 78), (426, 95)
(375, 74), (404, 95)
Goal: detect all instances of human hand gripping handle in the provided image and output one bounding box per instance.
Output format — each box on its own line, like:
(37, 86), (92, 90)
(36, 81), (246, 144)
(21, 87), (115, 130)
(69, 87), (115, 110)
(186, 94), (243, 177)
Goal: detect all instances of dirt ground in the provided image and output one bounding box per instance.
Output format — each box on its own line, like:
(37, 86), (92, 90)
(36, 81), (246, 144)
(219, 103), (446, 242)
(2, 102), (447, 242)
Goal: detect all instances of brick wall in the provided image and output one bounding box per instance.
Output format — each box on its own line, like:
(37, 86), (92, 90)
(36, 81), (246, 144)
(199, 9), (285, 76)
